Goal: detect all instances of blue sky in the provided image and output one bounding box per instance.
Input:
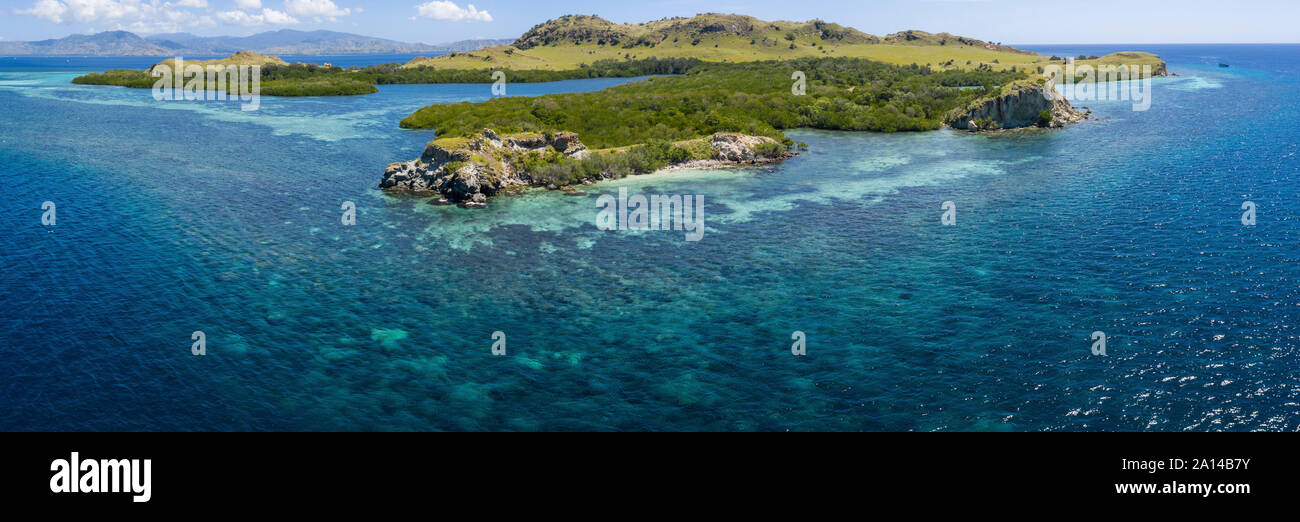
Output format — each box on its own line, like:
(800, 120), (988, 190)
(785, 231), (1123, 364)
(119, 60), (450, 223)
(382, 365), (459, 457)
(0, 0), (1296, 44)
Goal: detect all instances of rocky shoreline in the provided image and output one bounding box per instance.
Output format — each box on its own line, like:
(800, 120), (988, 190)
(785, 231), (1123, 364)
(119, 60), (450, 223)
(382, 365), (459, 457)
(380, 130), (792, 207)
(945, 63), (1172, 131)
(379, 76), (1151, 207)
(946, 79), (1086, 131)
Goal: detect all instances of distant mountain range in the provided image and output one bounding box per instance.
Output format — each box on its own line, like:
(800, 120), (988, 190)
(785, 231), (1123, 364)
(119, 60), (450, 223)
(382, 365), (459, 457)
(0, 30), (513, 56)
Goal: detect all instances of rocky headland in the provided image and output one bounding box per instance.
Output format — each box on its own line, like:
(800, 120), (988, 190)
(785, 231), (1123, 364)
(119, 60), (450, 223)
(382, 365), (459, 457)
(946, 79), (1086, 131)
(380, 130), (791, 206)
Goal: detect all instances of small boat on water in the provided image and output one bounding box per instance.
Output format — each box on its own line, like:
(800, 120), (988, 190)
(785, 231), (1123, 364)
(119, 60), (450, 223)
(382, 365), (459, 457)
(1219, 63), (1230, 68)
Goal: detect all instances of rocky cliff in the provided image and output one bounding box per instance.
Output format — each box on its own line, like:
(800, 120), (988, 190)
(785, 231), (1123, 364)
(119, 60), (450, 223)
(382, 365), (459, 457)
(946, 80), (1085, 131)
(380, 129), (790, 206)
(380, 129), (588, 206)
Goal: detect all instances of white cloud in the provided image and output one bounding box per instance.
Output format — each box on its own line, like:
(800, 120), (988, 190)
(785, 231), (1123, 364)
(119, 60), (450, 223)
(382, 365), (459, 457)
(19, 0), (152, 24)
(15, 0), (345, 31)
(17, 0), (69, 24)
(216, 8), (299, 26)
(414, 1), (492, 22)
(122, 12), (215, 34)
(17, 0), (211, 31)
(283, 0), (351, 21)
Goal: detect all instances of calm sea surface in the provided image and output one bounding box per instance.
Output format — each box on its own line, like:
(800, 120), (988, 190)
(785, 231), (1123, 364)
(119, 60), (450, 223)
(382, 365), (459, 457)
(1, 46), (1297, 431)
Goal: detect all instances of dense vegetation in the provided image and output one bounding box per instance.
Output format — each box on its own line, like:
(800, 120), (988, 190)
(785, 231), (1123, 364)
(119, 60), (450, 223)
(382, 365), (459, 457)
(401, 57), (1027, 149)
(260, 78), (377, 96)
(359, 57), (703, 84)
(531, 137), (788, 187)
(71, 69), (157, 89)
(530, 139), (712, 186)
(72, 58), (706, 97)
(73, 65), (377, 96)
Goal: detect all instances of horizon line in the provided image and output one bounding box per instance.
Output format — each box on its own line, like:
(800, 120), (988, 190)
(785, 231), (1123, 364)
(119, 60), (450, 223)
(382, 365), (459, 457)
(6, 29), (1299, 47)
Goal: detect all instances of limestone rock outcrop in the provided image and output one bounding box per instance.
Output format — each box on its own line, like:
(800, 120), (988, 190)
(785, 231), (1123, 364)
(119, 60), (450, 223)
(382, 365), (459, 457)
(380, 129), (588, 204)
(380, 129), (792, 206)
(946, 80), (1084, 131)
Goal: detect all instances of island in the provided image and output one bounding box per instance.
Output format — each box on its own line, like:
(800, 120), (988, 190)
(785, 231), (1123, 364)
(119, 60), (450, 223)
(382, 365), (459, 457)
(379, 14), (1167, 205)
(73, 51), (380, 96)
(71, 52), (702, 97)
(68, 13), (1170, 206)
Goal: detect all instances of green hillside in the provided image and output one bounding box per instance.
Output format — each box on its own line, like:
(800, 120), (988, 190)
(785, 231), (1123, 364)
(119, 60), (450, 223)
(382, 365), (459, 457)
(145, 51), (288, 74)
(402, 13), (1141, 74)
(73, 14), (1167, 99)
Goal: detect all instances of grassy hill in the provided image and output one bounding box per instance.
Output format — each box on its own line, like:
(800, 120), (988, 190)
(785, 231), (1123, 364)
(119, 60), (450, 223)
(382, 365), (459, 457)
(73, 14), (1167, 100)
(1084, 51), (1168, 76)
(144, 51), (288, 74)
(71, 10), (1169, 134)
(401, 13), (1143, 74)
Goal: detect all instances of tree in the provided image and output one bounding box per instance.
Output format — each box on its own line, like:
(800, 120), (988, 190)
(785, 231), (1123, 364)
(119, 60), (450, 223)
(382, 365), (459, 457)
(1037, 110), (1053, 127)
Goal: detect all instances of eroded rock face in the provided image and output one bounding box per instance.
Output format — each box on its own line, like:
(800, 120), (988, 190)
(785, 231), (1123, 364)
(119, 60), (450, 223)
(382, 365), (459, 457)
(710, 133), (781, 162)
(498, 130), (588, 157)
(380, 129), (588, 201)
(947, 82), (1085, 131)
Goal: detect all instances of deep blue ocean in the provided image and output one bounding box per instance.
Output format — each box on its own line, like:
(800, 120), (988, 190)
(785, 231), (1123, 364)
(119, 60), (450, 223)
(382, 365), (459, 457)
(1, 45), (1297, 431)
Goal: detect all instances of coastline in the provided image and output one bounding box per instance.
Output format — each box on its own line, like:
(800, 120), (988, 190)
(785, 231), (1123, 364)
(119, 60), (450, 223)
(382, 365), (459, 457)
(7, 24), (1296, 433)
(378, 79), (1089, 207)
(652, 155), (793, 173)
(458, 153), (799, 203)
(380, 130), (794, 207)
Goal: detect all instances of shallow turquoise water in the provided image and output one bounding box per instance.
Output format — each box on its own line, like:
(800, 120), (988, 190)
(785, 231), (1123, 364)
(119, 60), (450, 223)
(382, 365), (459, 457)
(2, 46), (1298, 431)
